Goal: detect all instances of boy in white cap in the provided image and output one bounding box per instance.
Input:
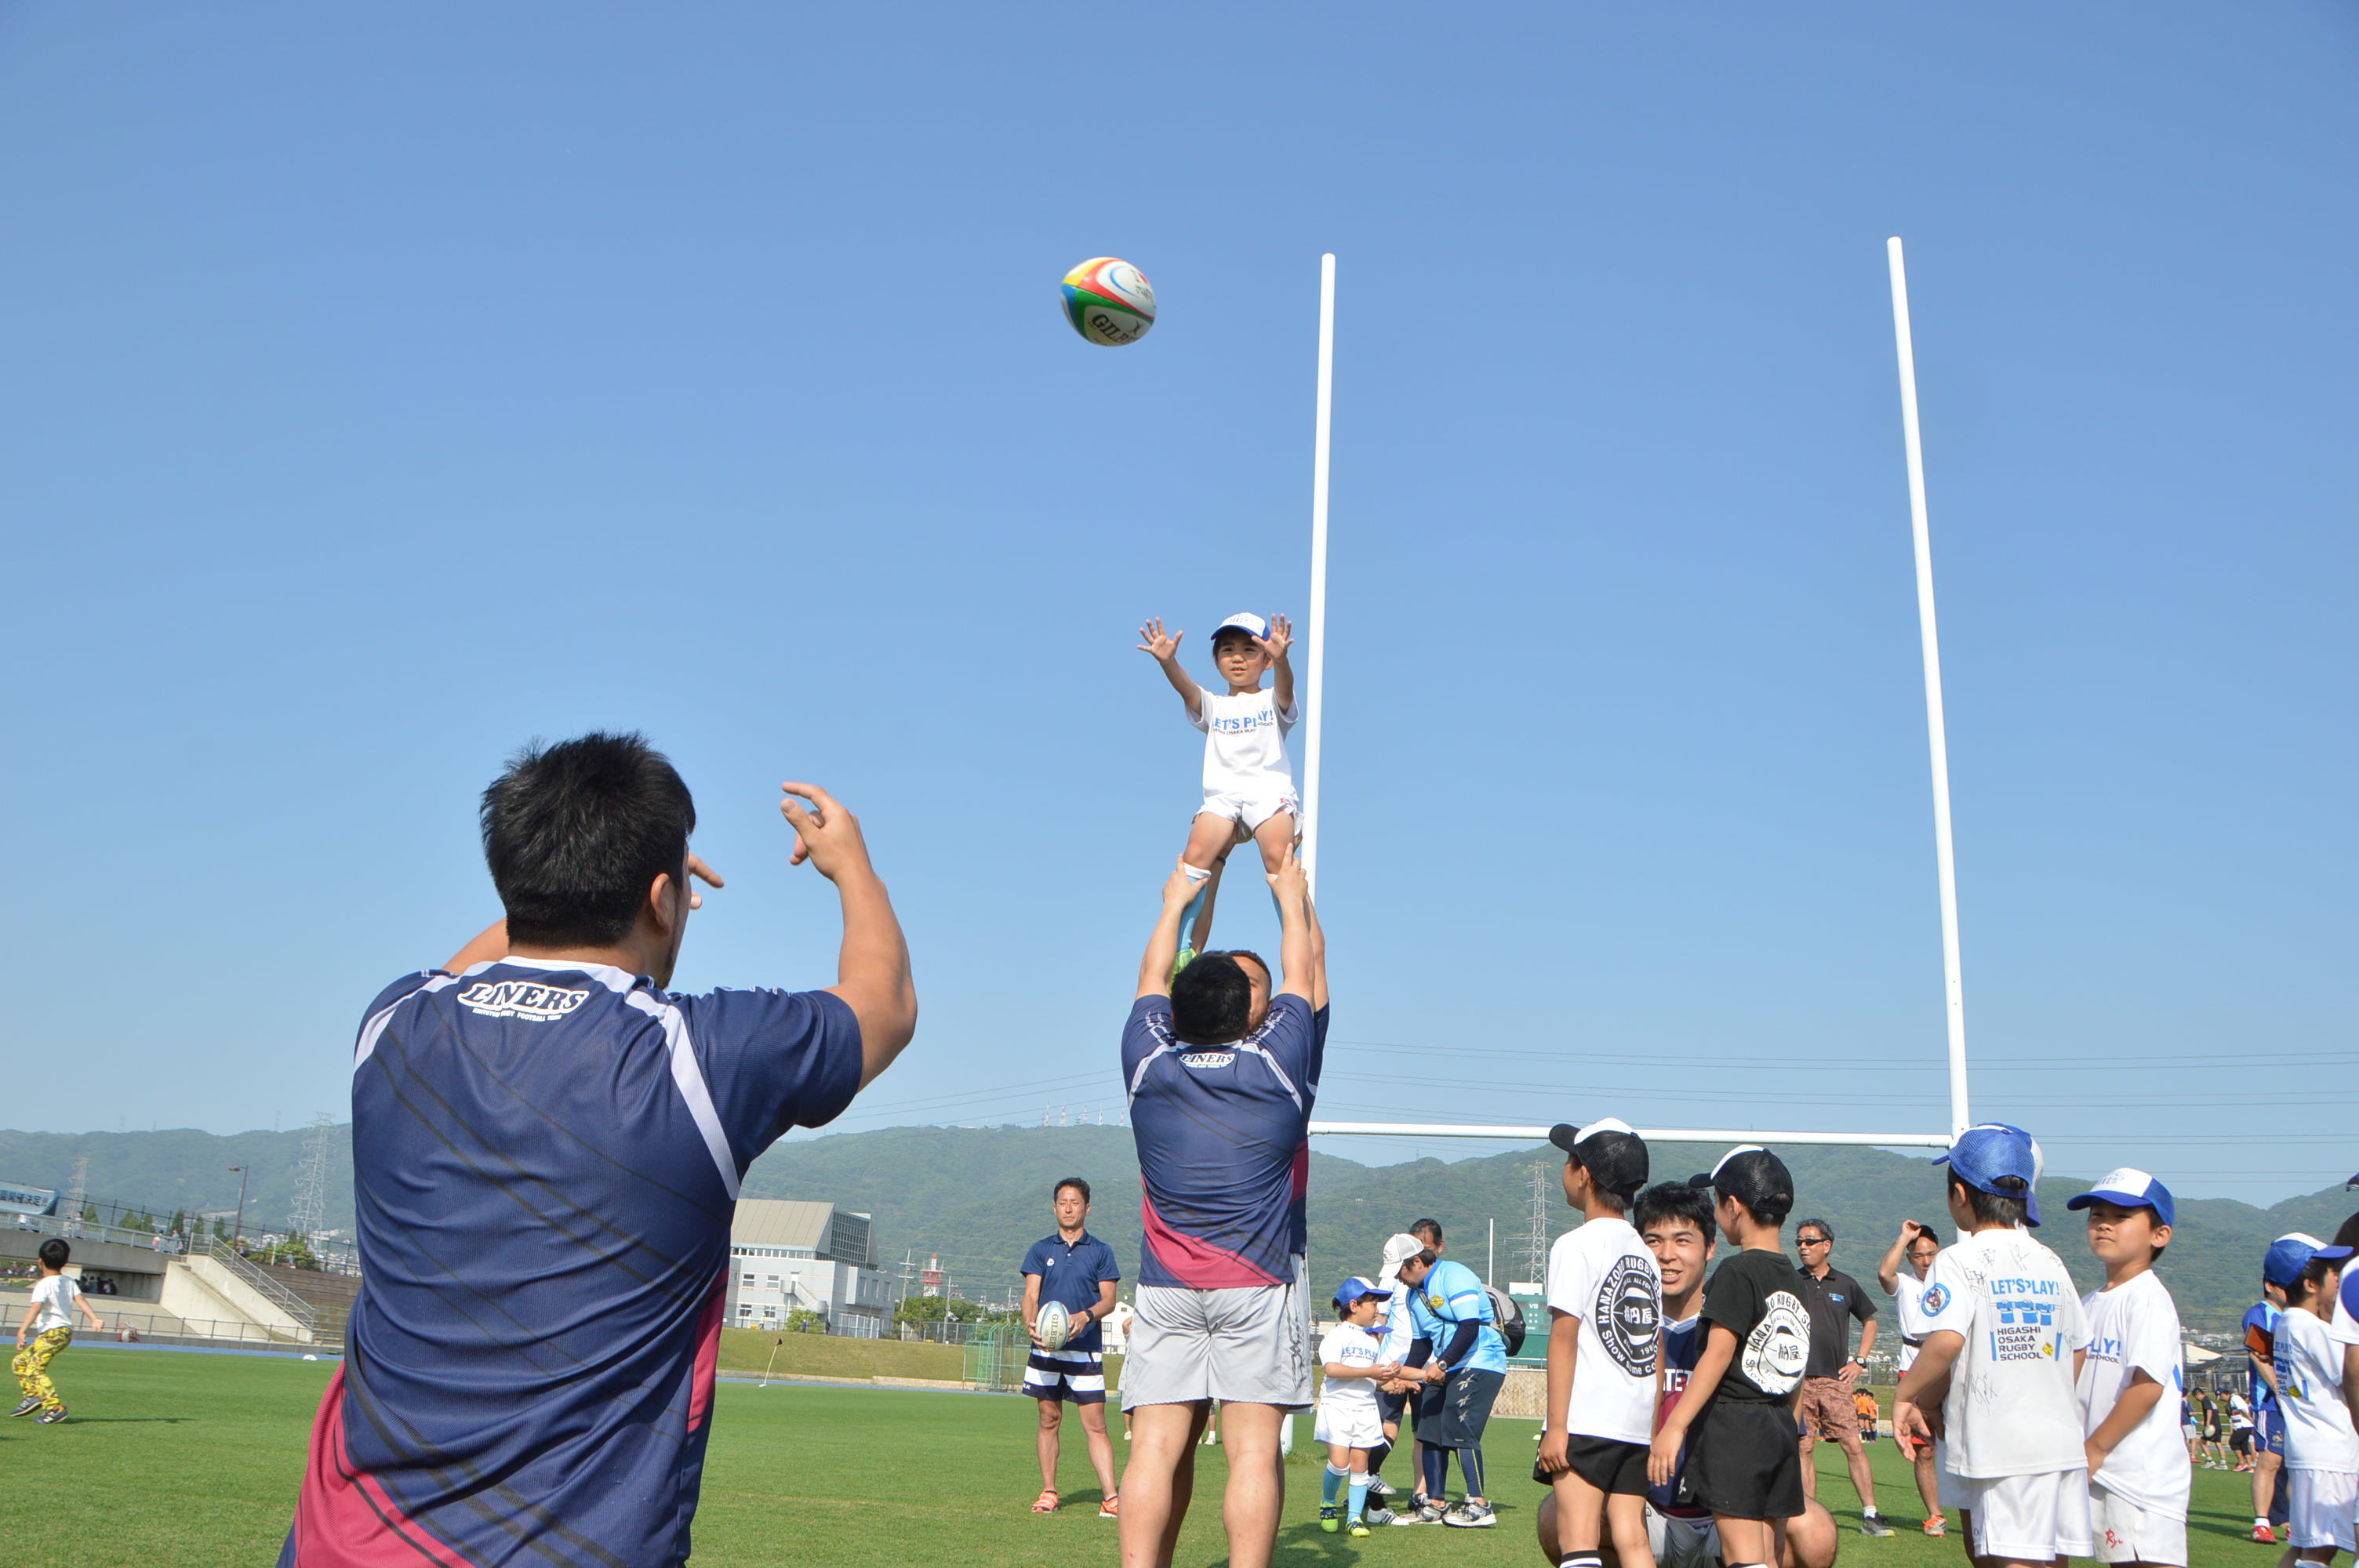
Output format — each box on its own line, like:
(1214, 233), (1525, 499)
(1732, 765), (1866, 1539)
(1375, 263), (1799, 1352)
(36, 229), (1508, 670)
(1134, 612), (1298, 966)
(1536, 1118), (1663, 1568)
(1896, 1122), (2092, 1568)
(1318, 1277), (1405, 1538)
(2263, 1231), (2358, 1568)
(2068, 1167), (2189, 1568)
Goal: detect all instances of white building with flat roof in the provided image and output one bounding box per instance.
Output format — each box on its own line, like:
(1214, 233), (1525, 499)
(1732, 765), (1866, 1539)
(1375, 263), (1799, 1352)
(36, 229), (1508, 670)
(727, 1200), (889, 1337)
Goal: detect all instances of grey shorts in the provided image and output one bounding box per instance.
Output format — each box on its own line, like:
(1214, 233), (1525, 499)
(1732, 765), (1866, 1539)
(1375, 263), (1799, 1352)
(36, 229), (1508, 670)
(1120, 1257), (1312, 1411)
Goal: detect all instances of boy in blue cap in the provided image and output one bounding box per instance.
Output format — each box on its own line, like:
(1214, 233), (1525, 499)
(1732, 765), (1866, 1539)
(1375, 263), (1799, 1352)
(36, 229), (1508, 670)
(2263, 1231), (2357, 1568)
(1896, 1123), (2092, 1568)
(2069, 1167), (2189, 1568)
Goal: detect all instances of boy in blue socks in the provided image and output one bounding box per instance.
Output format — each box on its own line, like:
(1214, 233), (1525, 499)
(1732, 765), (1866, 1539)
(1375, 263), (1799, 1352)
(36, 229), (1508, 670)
(1318, 1278), (1404, 1537)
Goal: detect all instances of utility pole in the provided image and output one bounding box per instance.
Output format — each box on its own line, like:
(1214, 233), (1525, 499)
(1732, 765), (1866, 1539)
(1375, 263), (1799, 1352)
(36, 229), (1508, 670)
(229, 1164), (250, 1246)
(65, 1156), (89, 1237)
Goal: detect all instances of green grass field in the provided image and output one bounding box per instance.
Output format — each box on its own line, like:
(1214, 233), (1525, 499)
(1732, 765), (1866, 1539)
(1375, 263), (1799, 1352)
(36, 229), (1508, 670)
(0, 1348), (2284, 1568)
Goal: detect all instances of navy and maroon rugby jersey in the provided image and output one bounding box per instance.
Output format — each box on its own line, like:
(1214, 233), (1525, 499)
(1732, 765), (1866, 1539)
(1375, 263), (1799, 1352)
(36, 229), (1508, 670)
(281, 956), (861, 1568)
(1121, 993), (1321, 1290)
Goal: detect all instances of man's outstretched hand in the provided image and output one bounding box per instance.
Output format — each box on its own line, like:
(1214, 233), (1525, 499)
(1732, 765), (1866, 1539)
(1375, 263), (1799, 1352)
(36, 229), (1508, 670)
(1266, 843), (1310, 910)
(780, 783), (875, 882)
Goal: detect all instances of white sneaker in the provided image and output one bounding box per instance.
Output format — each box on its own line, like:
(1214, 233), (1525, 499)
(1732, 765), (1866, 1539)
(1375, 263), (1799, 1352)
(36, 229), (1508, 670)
(1443, 1501), (1496, 1528)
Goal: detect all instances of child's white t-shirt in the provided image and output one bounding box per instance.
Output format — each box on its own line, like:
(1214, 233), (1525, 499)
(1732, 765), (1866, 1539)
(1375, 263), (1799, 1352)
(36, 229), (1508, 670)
(1917, 1225), (2089, 1479)
(2275, 1305), (2359, 1472)
(2077, 1269), (2190, 1520)
(1544, 1214), (1663, 1446)
(1190, 688), (1299, 800)
(1319, 1323), (1384, 1414)
(28, 1273), (82, 1334)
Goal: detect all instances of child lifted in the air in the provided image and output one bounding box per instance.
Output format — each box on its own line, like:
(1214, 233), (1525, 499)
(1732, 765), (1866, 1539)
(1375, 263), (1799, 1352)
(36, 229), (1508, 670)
(1134, 610), (1299, 967)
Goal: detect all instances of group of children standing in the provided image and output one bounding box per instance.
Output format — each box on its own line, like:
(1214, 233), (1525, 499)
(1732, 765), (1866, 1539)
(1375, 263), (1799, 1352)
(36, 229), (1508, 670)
(1300, 1113), (2359, 1568)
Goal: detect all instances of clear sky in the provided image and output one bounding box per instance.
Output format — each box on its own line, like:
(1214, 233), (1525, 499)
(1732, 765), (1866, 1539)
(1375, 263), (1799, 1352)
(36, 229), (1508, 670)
(2, 5), (2350, 1202)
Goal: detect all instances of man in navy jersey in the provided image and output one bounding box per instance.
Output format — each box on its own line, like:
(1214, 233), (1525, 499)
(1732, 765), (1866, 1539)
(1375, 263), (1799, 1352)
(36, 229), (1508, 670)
(1539, 1182), (1837, 1568)
(280, 734), (917, 1568)
(1118, 850), (1327, 1568)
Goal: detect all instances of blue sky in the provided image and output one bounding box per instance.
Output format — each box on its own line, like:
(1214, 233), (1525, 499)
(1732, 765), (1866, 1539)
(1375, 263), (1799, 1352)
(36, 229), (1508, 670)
(2, 5), (2350, 1202)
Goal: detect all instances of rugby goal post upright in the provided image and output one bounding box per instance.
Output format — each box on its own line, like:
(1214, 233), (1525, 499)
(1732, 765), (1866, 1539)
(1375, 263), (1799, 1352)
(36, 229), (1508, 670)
(1299, 252), (1337, 900)
(1306, 241), (1977, 1156)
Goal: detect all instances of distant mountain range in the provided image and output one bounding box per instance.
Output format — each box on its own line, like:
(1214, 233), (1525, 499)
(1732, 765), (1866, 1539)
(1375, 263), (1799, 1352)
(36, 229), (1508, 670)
(5, 1121), (2348, 1338)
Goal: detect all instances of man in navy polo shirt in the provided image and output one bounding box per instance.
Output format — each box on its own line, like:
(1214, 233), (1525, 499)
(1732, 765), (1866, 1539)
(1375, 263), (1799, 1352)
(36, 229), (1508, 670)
(278, 734), (918, 1568)
(1022, 1177), (1124, 1517)
(1118, 849), (1327, 1568)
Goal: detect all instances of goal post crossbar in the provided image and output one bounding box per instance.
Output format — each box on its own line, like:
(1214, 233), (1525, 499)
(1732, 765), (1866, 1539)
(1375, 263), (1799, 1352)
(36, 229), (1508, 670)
(1307, 1122), (1954, 1149)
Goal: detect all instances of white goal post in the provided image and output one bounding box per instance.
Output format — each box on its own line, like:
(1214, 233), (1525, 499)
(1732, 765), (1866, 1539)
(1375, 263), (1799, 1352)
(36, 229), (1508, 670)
(1299, 241), (1969, 1156)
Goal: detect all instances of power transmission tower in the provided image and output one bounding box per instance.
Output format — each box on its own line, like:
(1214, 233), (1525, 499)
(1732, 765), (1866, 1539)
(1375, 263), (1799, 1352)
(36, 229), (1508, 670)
(1519, 1161), (1551, 1286)
(291, 1112), (335, 1238)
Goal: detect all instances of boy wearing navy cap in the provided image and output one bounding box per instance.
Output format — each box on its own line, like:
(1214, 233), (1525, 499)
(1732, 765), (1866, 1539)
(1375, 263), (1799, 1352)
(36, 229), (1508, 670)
(2263, 1232), (2358, 1568)
(1896, 1123), (2092, 1568)
(1317, 1277), (1404, 1538)
(1651, 1146), (1810, 1568)
(1535, 1118), (1663, 1568)
(2070, 1168), (2189, 1568)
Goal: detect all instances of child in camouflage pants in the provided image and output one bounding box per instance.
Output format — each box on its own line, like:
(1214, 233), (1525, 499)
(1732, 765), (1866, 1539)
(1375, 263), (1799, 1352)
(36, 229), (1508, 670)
(13, 1239), (104, 1423)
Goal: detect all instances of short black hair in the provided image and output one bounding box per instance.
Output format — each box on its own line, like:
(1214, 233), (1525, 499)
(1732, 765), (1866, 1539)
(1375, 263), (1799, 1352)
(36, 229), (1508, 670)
(1567, 1131), (1650, 1205)
(2331, 1212), (2359, 1252)
(1908, 1223), (1943, 1245)
(1054, 1177), (1091, 1203)
(1171, 953), (1254, 1044)
(38, 1239), (68, 1269)
(1210, 627), (1258, 652)
(1634, 1181), (1717, 1248)
(1411, 1219), (1442, 1247)
(1407, 1247), (1438, 1269)
(1707, 1149), (1794, 1227)
(1797, 1217), (1835, 1243)
(1948, 1174), (2029, 1229)
(482, 732), (696, 948)
(2296, 1254), (2344, 1308)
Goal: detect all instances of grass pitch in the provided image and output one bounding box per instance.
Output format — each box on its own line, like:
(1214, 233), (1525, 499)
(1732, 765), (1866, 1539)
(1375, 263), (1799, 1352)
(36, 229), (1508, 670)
(0, 1348), (2284, 1568)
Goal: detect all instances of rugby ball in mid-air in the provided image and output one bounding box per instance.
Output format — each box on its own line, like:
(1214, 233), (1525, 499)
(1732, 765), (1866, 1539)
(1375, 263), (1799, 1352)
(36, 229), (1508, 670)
(1035, 1301), (1073, 1350)
(1062, 256), (1155, 347)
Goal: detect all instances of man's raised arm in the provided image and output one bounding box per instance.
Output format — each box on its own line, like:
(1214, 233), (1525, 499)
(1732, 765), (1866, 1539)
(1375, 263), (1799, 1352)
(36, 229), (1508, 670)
(782, 783), (917, 1091)
(1269, 847), (1314, 1004)
(1138, 860), (1198, 998)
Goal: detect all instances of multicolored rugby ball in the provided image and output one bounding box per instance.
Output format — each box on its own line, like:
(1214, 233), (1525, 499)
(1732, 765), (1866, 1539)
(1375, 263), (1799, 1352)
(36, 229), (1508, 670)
(1061, 256), (1155, 347)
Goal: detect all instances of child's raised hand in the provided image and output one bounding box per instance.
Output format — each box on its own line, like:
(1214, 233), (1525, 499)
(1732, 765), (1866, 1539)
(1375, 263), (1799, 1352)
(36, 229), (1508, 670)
(1253, 612), (1293, 661)
(1136, 618), (1183, 662)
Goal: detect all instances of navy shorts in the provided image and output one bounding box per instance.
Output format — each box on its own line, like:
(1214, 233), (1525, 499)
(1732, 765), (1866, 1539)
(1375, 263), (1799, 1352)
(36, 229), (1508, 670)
(2255, 1408), (2287, 1458)
(1421, 1368), (1503, 1449)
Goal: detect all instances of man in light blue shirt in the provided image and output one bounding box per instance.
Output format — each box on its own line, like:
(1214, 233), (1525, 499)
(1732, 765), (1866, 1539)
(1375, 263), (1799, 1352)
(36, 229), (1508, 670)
(1395, 1247), (1507, 1526)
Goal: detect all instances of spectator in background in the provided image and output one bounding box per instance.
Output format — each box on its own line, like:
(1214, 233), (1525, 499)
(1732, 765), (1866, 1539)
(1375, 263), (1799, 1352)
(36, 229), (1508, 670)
(1854, 1388), (1880, 1441)
(1792, 1218), (1889, 1536)
(1877, 1219), (1949, 1537)
(2248, 1277), (2292, 1544)
(1020, 1177), (1122, 1517)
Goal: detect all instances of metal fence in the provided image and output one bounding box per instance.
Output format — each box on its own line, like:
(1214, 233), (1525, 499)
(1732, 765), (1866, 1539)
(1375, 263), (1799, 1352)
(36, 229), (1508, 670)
(0, 1301), (336, 1354)
(961, 1326), (1023, 1393)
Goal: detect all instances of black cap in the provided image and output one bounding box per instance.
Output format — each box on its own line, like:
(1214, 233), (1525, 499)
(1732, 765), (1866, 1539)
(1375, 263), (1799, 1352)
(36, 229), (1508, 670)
(1550, 1117), (1649, 1199)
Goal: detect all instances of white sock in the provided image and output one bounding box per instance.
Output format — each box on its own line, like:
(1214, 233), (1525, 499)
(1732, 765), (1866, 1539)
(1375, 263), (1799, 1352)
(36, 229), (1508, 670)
(1182, 863), (1213, 883)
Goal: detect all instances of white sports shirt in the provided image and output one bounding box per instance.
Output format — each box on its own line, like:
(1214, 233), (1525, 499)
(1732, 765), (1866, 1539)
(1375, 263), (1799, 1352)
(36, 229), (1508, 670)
(1190, 688), (1299, 800)
(2276, 1305), (2359, 1472)
(1318, 1322), (1385, 1414)
(1892, 1268), (1932, 1374)
(2077, 1269), (2190, 1520)
(1917, 1225), (2090, 1479)
(1544, 1214), (1663, 1446)
(27, 1273), (82, 1334)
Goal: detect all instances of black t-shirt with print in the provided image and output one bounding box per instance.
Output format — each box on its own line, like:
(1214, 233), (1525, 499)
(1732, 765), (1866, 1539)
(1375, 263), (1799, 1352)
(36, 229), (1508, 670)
(1699, 1247), (1811, 1403)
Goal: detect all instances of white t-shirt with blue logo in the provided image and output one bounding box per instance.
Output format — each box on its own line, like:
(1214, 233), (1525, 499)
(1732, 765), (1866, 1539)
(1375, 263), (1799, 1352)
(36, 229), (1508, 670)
(1190, 687), (1299, 800)
(2077, 1269), (2190, 1519)
(2276, 1305), (2359, 1472)
(1319, 1323), (1386, 1415)
(1917, 1225), (2089, 1479)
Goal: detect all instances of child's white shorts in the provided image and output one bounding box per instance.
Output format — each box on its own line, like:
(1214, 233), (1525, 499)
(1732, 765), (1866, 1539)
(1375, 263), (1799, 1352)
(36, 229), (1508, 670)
(1196, 792), (1298, 833)
(1936, 1440), (1967, 1510)
(2092, 1485), (2187, 1566)
(1965, 1468), (2092, 1561)
(2288, 1468), (2359, 1552)
(1314, 1403), (1384, 1450)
